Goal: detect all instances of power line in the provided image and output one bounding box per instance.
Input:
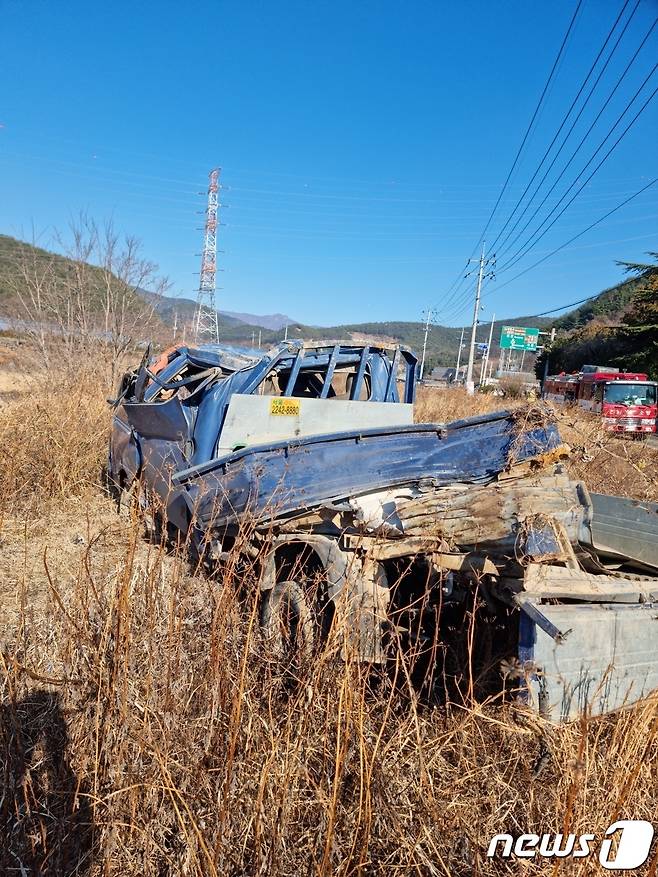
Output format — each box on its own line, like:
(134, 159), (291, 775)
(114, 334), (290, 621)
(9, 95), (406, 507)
(496, 72), (658, 275)
(434, 0), (583, 320)
(534, 295), (606, 317)
(487, 0), (638, 256)
(1, 147), (649, 223)
(495, 18), (658, 267)
(446, 194), (656, 325)
(10, 128), (649, 192)
(475, 0), (584, 248)
(442, 232), (656, 324)
(492, 176), (657, 292)
(493, 292), (623, 323)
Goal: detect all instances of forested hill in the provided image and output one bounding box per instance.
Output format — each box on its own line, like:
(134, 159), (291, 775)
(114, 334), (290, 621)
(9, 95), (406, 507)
(538, 257), (658, 380)
(552, 272), (649, 331)
(1, 233), (654, 372)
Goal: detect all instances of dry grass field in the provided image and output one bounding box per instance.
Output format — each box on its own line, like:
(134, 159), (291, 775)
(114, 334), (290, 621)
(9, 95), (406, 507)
(1, 345), (657, 876)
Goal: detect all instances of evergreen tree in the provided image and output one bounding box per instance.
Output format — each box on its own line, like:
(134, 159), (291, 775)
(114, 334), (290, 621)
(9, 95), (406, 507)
(615, 253), (658, 378)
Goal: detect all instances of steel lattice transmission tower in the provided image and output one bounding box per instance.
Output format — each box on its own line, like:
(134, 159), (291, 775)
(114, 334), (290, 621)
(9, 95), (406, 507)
(194, 168), (221, 344)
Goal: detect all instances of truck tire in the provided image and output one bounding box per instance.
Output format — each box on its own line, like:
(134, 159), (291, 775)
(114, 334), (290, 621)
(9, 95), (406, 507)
(260, 580), (316, 667)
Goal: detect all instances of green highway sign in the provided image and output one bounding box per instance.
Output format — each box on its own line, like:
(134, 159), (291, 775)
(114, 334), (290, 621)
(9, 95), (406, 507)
(499, 325), (539, 351)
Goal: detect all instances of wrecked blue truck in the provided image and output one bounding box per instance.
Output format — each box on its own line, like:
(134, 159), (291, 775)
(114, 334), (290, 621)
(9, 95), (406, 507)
(108, 341), (658, 721)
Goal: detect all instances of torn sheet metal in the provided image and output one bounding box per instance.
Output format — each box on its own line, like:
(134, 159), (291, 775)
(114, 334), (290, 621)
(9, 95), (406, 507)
(520, 563), (658, 603)
(185, 410), (563, 530)
(348, 487), (415, 536)
(520, 603), (658, 721)
(582, 492), (658, 573)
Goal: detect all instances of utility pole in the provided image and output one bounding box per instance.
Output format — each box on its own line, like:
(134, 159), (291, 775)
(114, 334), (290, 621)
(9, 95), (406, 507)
(480, 312), (495, 386)
(420, 308), (436, 381)
(465, 242), (493, 393)
(454, 326), (465, 381)
(258, 329), (262, 349)
(541, 326), (557, 387)
(284, 323), (288, 341)
(173, 310), (178, 341)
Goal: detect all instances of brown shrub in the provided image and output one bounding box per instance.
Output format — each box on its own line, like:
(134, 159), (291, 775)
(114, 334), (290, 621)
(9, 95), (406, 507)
(0, 353), (109, 518)
(414, 385), (518, 423)
(556, 406), (658, 502)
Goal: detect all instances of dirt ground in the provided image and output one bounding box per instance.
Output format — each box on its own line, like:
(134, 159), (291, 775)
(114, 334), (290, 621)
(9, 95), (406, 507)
(0, 342), (36, 402)
(1, 347), (657, 877)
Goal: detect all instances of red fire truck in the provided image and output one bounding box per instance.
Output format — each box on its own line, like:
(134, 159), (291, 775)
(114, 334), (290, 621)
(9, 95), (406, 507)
(543, 365), (658, 434)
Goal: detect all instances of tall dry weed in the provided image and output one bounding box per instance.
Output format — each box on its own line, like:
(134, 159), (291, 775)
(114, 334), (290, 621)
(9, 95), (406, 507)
(1, 352), (657, 875)
(2, 528), (657, 875)
(414, 385), (523, 423)
(0, 350), (110, 518)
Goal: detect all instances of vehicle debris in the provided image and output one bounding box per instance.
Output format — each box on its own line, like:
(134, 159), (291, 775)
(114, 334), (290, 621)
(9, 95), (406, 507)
(108, 341), (658, 722)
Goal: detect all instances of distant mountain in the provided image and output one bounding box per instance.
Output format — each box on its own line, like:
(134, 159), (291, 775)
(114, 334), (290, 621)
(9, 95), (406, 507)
(220, 311), (295, 330)
(143, 293), (295, 332)
(1, 233), (651, 373)
(143, 292), (278, 336)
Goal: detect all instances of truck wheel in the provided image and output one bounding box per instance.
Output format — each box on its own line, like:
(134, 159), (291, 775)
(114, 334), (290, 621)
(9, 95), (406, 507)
(260, 580), (316, 667)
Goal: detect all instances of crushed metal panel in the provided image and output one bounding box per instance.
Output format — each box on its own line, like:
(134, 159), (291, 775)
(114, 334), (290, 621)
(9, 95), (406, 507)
(218, 394), (414, 453)
(521, 603), (658, 722)
(584, 493), (658, 572)
(522, 563), (658, 603)
(348, 487), (415, 536)
(182, 412), (563, 527)
(392, 474), (587, 554)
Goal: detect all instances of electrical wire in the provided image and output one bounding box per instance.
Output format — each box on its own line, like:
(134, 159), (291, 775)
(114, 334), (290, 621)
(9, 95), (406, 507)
(487, 0), (638, 256)
(434, 0), (583, 320)
(496, 73), (658, 275)
(493, 5), (650, 259)
(495, 18), (658, 267)
(475, 0), (584, 249)
(492, 176), (657, 292)
(534, 295), (609, 316)
(445, 200), (656, 324)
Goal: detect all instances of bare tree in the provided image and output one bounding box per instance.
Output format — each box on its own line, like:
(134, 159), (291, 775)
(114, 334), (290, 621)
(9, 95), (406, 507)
(5, 229), (58, 364)
(7, 216), (170, 382)
(58, 215), (170, 382)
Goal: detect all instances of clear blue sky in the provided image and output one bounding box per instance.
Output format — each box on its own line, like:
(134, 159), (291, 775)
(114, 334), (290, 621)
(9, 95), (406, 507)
(1, 0), (656, 327)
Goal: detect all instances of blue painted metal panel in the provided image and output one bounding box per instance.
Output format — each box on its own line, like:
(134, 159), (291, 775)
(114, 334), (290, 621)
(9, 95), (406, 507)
(111, 343), (556, 534)
(177, 411), (561, 528)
